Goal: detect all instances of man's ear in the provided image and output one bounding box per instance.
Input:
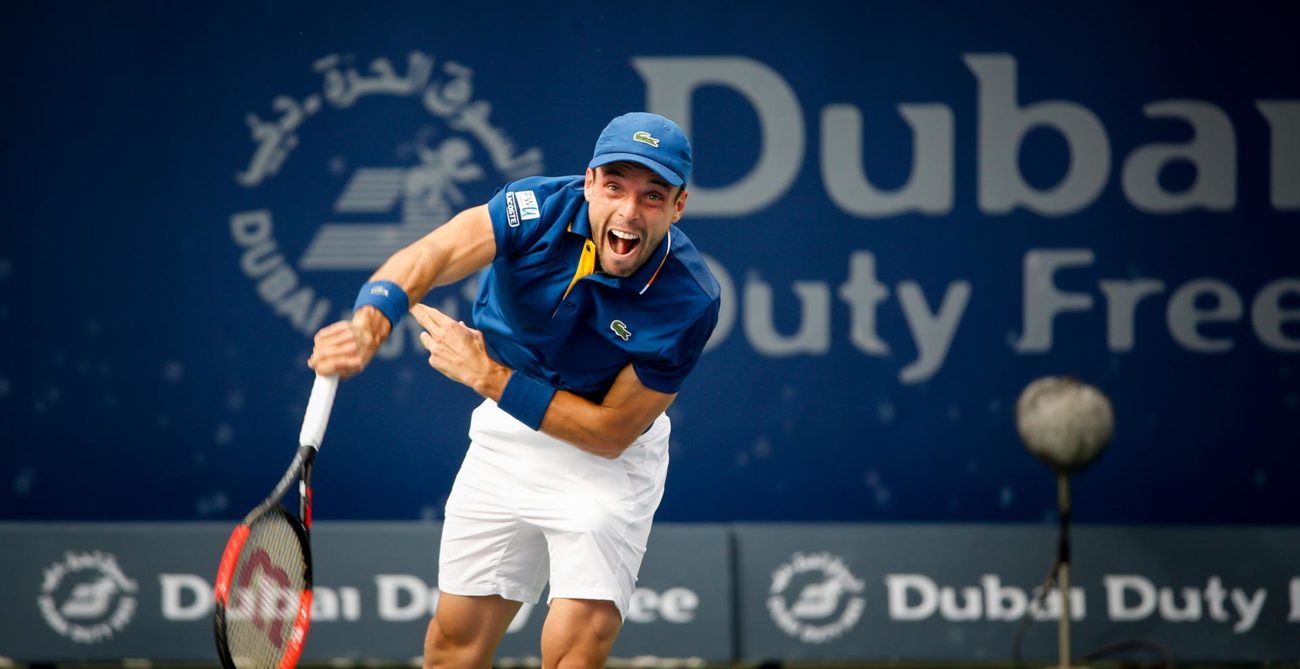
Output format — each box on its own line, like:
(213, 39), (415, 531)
(672, 188), (688, 223)
(583, 167), (596, 201)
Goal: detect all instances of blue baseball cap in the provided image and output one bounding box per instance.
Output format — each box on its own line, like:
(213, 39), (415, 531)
(588, 112), (692, 187)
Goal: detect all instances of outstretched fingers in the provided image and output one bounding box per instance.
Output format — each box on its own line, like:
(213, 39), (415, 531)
(413, 305), (452, 365)
(411, 304), (494, 391)
(410, 303), (456, 332)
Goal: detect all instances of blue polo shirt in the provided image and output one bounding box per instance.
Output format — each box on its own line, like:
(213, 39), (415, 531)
(474, 175), (720, 402)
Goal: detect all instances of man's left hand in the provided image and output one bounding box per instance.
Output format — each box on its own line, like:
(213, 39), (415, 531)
(411, 304), (508, 398)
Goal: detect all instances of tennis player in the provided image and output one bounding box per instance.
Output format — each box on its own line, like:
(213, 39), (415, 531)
(308, 112), (720, 668)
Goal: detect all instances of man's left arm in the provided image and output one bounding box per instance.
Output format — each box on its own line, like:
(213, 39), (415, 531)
(410, 304), (673, 458)
(537, 363), (674, 457)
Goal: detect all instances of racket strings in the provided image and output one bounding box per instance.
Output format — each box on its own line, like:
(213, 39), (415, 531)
(223, 511), (309, 668)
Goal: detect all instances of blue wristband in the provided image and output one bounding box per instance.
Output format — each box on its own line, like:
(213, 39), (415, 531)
(354, 280), (410, 329)
(497, 372), (557, 431)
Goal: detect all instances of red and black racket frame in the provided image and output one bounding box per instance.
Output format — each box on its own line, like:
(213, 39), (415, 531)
(213, 444), (317, 669)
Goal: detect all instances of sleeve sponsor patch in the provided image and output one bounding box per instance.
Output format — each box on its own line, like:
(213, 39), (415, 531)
(515, 190), (540, 221)
(505, 191), (520, 227)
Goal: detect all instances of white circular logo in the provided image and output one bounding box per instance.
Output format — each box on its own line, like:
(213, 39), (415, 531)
(768, 551), (866, 643)
(227, 50), (544, 350)
(38, 551), (138, 643)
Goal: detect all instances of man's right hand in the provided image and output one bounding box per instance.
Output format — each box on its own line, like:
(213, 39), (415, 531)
(307, 309), (390, 378)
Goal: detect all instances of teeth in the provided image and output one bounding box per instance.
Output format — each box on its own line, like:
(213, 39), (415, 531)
(610, 229), (639, 240)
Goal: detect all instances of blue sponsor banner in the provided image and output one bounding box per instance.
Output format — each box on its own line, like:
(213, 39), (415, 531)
(733, 524), (1300, 662)
(3, 522), (1296, 663)
(1, 1), (1298, 525)
(0, 522), (731, 662)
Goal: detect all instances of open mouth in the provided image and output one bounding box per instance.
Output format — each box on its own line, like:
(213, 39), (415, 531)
(607, 228), (641, 257)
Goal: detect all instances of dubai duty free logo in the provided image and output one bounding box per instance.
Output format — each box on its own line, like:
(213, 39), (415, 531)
(228, 51), (545, 340)
(38, 551), (139, 643)
(768, 551), (866, 643)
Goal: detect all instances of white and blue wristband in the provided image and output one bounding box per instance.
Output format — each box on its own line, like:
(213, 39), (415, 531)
(354, 280), (410, 330)
(497, 372), (556, 431)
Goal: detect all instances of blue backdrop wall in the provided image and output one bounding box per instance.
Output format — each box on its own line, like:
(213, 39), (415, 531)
(2, 1), (1297, 524)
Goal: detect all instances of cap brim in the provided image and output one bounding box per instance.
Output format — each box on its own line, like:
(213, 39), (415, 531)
(588, 152), (685, 187)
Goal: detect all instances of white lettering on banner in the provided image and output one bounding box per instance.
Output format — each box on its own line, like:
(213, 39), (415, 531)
(881, 572), (1291, 632)
(626, 587), (700, 623)
(633, 57), (804, 217)
(1099, 279), (1166, 352)
(1015, 250), (1096, 352)
(326, 257), (1290, 388)
(314, 586), (362, 621)
(897, 281), (971, 384)
(1252, 280), (1300, 353)
(230, 51), (544, 339)
(703, 252), (970, 383)
(1104, 575), (1267, 634)
(1256, 101), (1300, 210)
(1229, 588), (1266, 635)
(1168, 280), (1244, 353)
(633, 55), (1298, 217)
(837, 252), (890, 355)
(822, 104), (954, 216)
(1290, 577), (1300, 622)
(160, 574), (211, 620)
(744, 274), (831, 356)
(1014, 250), (1300, 355)
(160, 574), (361, 622)
(700, 249), (1298, 382)
(966, 54), (1111, 217)
(884, 574), (1084, 623)
(222, 52), (1298, 383)
(1121, 101), (1236, 213)
(157, 573), (691, 630)
(230, 210), (331, 337)
(376, 574), (439, 621)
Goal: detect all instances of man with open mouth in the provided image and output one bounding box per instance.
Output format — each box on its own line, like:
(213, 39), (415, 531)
(308, 112), (721, 668)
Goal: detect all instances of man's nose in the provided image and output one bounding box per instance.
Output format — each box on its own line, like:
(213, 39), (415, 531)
(617, 195), (640, 221)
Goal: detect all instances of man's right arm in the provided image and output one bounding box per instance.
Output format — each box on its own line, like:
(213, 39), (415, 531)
(307, 204), (496, 377)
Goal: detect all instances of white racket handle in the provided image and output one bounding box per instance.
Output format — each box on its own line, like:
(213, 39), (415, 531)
(299, 374), (339, 450)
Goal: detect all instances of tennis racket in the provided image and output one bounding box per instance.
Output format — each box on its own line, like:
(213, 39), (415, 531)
(213, 374), (338, 669)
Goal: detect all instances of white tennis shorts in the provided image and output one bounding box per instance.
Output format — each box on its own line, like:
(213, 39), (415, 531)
(437, 399), (671, 618)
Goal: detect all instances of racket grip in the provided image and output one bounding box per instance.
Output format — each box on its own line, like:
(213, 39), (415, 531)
(300, 374), (339, 450)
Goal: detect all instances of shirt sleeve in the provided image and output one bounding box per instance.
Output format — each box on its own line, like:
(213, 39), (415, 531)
(632, 299), (721, 394)
(485, 176), (564, 259)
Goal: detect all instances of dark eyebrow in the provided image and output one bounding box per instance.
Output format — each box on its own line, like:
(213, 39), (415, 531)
(600, 163), (670, 191)
(600, 164), (629, 179)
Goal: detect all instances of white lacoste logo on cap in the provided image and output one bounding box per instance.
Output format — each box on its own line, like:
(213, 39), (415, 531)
(633, 131), (660, 148)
